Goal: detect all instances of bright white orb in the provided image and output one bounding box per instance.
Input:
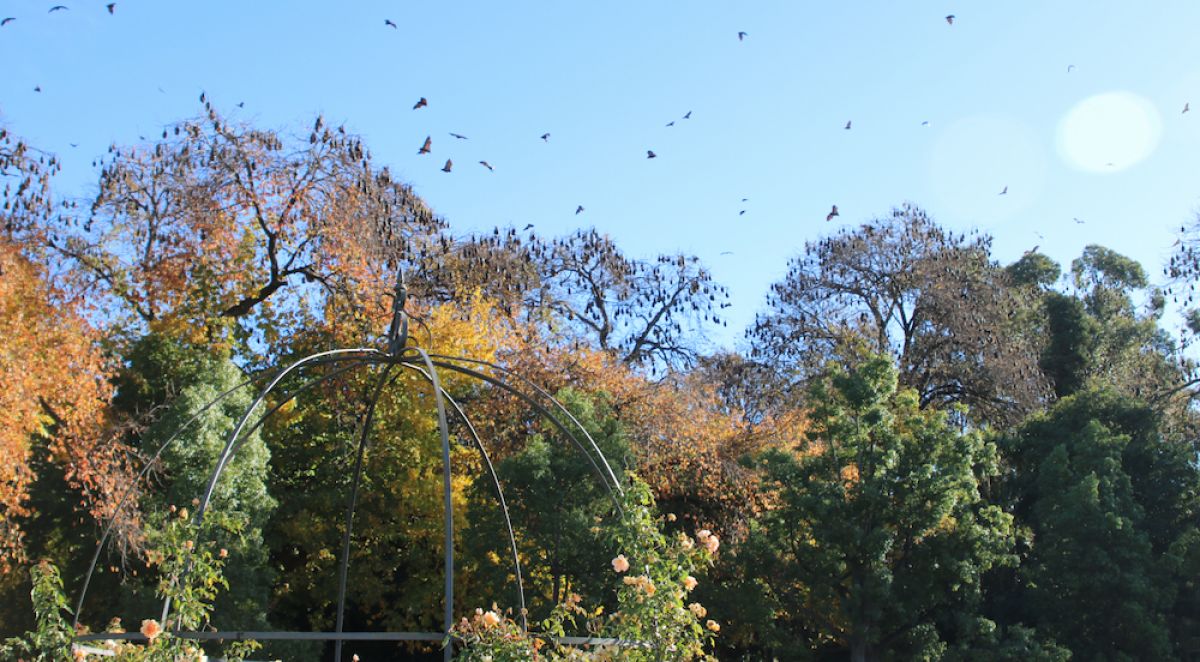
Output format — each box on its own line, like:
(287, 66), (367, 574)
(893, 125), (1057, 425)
(1056, 91), (1162, 173)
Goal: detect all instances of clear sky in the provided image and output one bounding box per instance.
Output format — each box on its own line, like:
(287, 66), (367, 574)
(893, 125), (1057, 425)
(3, 1), (1200, 348)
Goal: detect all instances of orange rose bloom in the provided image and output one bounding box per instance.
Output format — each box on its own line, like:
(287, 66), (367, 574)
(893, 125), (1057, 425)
(140, 619), (161, 641)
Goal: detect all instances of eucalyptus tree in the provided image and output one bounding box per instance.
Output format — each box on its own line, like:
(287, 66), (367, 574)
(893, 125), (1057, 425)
(751, 203), (1048, 424)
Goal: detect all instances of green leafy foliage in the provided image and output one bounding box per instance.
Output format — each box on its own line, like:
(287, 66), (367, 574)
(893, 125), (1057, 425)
(727, 356), (1017, 660)
(998, 390), (1200, 660)
(454, 476), (717, 661)
(463, 388), (630, 621)
(103, 333), (278, 633)
(0, 562), (74, 662)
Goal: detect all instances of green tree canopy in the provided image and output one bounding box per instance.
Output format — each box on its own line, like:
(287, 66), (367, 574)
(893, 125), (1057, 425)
(998, 390), (1200, 660)
(727, 356), (1017, 661)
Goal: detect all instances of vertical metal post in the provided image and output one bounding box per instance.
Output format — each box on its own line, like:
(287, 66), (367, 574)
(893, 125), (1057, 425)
(334, 364), (394, 661)
(411, 349), (455, 662)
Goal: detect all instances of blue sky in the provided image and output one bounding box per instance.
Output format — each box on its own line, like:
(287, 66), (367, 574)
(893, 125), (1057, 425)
(2, 1), (1199, 348)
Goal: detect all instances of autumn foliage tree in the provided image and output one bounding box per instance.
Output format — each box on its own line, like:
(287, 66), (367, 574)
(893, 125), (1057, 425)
(1, 126), (135, 576)
(47, 103), (443, 355)
(0, 238), (132, 573)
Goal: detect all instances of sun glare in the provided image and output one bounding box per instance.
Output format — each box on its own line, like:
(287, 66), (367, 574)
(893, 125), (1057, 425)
(1056, 91), (1162, 173)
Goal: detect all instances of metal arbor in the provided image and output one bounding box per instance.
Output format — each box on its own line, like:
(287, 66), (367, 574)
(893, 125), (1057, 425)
(73, 272), (626, 661)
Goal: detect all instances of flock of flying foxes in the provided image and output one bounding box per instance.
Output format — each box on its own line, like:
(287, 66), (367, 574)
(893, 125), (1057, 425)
(391, 22), (761, 220)
(378, 13), (1066, 224)
(3, 7), (1193, 224)
(401, 49), (714, 217)
(1, 2), (114, 24)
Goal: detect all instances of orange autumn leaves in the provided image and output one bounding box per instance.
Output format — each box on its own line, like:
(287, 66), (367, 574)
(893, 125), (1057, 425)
(452, 307), (806, 540)
(0, 238), (134, 570)
(64, 110), (440, 350)
(372, 292), (801, 540)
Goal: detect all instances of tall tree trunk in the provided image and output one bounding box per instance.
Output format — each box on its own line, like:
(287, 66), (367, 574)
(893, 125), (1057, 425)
(850, 636), (867, 662)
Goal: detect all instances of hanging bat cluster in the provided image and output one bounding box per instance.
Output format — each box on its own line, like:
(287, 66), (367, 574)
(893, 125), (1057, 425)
(751, 202), (1050, 426)
(0, 127), (61, 237)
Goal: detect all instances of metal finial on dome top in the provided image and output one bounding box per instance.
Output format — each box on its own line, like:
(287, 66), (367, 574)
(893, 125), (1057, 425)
(385, 268), (409, 355)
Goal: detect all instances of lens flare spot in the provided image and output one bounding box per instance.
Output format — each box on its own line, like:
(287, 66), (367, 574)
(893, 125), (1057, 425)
(1056, 91), (1162, 173)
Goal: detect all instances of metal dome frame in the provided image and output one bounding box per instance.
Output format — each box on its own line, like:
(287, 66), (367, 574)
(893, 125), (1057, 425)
(72, 272), (630, 661)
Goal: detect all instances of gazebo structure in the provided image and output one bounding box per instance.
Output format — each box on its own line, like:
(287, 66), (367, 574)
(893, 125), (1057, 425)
(73, 272), (629, 661)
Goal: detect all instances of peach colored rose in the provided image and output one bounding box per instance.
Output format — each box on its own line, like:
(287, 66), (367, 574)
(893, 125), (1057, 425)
(696, 529), (711, 542)
(684, 575), (698, 591)
(611, 554), (630, 573)
(705, 534), (720, 554)
(140, 618), (161, 641)
(706, 620), (720, 633)
(481, 610), (501, 627)
(689, 603), (707, 618)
